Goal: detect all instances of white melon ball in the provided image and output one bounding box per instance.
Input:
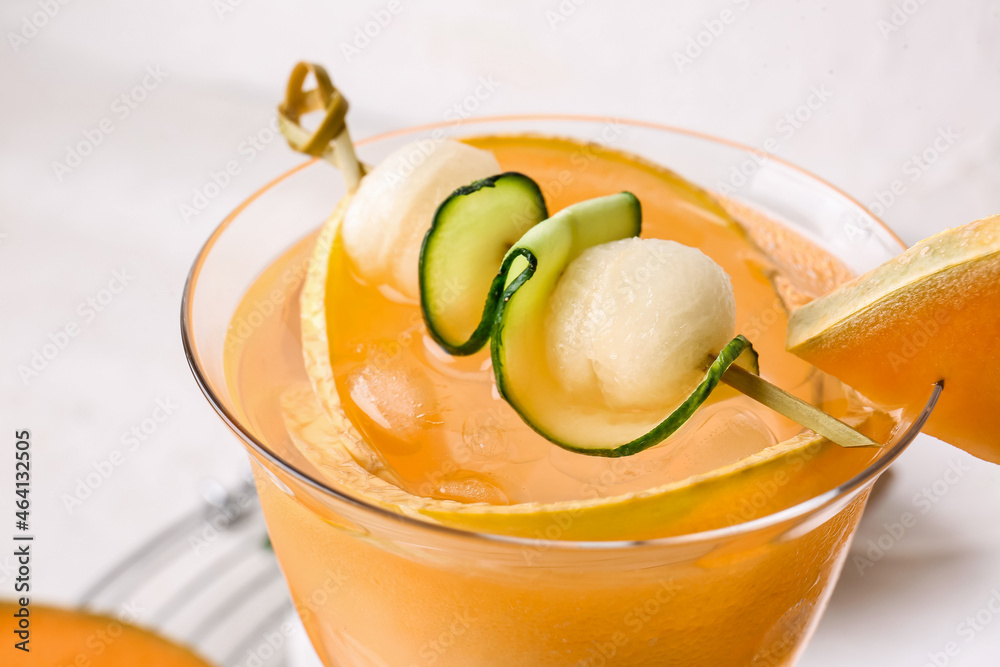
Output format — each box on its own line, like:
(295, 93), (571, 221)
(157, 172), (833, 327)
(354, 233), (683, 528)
(341, 139), (500, 302)
(546, 237), (736, 411)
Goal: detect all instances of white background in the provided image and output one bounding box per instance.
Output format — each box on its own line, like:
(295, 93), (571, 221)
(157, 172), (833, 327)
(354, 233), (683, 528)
(2, 1), (1000, 665)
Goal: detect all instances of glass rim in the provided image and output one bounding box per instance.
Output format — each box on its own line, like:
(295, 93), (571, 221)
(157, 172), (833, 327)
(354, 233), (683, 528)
(181, 113), (938, 552)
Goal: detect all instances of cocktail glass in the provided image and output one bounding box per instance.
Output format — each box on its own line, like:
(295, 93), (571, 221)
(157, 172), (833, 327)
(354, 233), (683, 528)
(183, 116), (938, 666)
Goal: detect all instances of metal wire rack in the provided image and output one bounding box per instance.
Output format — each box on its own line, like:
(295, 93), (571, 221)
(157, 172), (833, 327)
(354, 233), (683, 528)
(78, 476), (321, 667)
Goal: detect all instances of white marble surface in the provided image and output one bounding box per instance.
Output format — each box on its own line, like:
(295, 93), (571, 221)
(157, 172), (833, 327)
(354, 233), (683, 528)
(1, 1), (999, 665)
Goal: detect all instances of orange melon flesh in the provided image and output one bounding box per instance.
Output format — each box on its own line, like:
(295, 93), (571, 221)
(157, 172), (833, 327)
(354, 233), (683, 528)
(786, 214), (1000, 464)
(0, 601), (211, 667)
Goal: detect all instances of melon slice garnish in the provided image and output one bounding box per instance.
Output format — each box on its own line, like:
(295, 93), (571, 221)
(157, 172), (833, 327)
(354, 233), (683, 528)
(787, 214), (1000, 464)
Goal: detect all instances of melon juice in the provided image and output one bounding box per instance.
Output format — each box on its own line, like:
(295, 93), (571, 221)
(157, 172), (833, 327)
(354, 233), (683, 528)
(218, 132), (905, 666)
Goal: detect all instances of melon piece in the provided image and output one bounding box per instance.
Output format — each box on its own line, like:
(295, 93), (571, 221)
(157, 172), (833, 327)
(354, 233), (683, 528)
(340, 139), (500, 301)
(787, 214), (1000, 464)
(547, 237), (736, 411)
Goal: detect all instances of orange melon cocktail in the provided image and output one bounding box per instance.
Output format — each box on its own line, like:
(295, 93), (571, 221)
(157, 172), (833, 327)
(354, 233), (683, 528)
(181, 64), (999, 666)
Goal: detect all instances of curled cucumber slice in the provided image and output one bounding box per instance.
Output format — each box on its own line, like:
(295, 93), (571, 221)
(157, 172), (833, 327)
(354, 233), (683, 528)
(420, 172), (547, 355)
(421, 180), (874, 455)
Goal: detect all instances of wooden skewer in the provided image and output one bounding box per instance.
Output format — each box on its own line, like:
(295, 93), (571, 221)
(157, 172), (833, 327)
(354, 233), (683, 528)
(722, 363), (878, 448)
(277, 62), (367, 191)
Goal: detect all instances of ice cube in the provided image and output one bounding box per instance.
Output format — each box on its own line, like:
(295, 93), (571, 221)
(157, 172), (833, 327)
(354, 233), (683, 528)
(345, 356), (438, 438)
(461, 409), (547, 464)
(434, 470), (510, 505)
(663, 401), (779, 479)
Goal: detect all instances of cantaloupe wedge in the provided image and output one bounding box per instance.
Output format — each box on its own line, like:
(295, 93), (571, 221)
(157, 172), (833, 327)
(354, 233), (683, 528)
(787, 214), (1000, 464)
(0, 602), (211, 666)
